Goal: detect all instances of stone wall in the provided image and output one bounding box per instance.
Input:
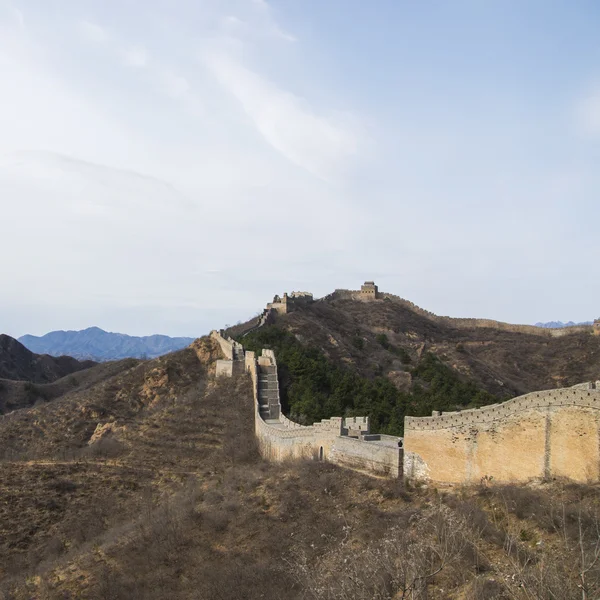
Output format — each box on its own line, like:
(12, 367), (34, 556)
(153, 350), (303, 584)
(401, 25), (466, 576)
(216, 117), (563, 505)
(330, 435), (402, 478)
(210, 330), (234, 359)
(267, 291), (314, 315)
(215, 360), (233, 378)
(211, 324), (402, 479)
(343, 416), (370, 436)
(404, 385), (600, 484)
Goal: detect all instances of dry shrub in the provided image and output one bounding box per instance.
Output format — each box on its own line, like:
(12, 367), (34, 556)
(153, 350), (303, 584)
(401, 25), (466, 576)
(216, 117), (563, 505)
(467, 577), (510, 600)
(287, 502), (472, 600)
(80, 436), (124, 459)
(494, 484), (543, 520)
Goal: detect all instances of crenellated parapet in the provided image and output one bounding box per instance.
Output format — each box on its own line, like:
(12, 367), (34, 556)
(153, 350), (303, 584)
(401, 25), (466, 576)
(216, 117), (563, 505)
(404, 385), (600, 432)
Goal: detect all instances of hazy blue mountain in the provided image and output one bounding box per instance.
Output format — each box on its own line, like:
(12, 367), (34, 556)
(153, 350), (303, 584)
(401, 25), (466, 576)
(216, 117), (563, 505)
(534, 321), (592, 329)
(19, 327), (195, 361)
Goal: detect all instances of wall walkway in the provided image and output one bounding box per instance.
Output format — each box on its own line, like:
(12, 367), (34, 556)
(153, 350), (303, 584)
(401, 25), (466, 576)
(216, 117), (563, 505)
(212, 330), (403, 478)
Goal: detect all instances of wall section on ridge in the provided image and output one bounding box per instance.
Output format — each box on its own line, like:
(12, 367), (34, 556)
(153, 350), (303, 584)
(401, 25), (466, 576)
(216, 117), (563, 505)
(404, 387), (600, 484)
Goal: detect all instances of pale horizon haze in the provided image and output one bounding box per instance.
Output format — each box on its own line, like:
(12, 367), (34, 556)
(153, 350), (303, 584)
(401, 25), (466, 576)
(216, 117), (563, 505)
(1, 0), (599, 338)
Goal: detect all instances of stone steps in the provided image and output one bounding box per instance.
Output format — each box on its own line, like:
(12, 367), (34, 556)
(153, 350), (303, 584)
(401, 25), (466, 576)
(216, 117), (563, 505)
(256, 356), (281, 421)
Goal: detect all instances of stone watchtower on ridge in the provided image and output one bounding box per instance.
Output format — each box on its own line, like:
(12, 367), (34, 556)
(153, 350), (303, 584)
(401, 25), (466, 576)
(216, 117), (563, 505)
(594, 319), (600, 336)
(359, 281), (380, 300)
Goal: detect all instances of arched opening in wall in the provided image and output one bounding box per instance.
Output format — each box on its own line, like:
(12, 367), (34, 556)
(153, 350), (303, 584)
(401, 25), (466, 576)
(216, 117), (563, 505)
(319, 446), (324, 461)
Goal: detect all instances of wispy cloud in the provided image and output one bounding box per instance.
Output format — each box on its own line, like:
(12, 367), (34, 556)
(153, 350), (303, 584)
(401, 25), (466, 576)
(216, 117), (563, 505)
(3, 0), (597, 339)
(577, 84), (600, 136)
(158, 71), (190, 98)
(12, 6), (23, 28)
(77, 20), (109, 43)
(251, 0), (296, 42)
(123, 45), (147, 68)
(76, 18), (194, 104)
(202, 49), (359, 180)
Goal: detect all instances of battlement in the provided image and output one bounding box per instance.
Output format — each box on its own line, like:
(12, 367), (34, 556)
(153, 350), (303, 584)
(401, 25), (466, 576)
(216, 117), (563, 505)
(404, 386), (600, 432)
(343, 416), (370, 436)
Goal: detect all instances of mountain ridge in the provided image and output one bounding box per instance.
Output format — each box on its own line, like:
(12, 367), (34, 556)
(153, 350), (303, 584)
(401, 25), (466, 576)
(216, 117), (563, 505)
(534, 320), (593, 328)
(19, 327), (195, 361)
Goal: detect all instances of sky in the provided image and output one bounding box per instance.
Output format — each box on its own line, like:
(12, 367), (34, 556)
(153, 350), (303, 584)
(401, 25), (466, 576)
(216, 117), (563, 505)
(1, 0), (599, 338)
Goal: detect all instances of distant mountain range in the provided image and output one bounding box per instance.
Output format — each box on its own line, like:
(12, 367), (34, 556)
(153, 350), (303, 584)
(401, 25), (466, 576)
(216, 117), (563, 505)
(18, 327), (195, 361)
(534, 321), (593, 329)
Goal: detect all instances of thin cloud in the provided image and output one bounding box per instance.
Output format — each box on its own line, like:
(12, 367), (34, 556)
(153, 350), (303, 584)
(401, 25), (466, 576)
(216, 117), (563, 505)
(2, 150), (191, 209)
(77, 20), (109, 43)
(12, 7), (24, 28)
(577, 85), (600, 136)
(158, 71), (191, 98)
(251, 0), (296, 42)
(123, 45), (147, 68)
(201, 50), (359, 180)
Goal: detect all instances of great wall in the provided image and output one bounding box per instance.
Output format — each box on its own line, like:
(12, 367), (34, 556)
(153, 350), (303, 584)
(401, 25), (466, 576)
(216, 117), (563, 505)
(211, 329), (403, 478)
(211, 281), (600, 485)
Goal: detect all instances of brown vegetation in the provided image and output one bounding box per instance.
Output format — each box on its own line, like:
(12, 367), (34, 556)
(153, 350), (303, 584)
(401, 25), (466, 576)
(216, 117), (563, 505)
(1, 335), (600, 599)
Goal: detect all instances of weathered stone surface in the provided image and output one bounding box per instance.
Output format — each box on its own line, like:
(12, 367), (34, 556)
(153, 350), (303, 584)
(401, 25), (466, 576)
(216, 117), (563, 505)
(404, 386), (600, 484)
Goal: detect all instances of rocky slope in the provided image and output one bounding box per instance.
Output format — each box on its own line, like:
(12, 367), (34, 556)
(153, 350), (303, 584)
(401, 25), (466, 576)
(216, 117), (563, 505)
(19, 327), (195, 361)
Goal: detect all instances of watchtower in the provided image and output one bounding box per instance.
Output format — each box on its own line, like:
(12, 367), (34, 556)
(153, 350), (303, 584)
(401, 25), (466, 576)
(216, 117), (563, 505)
(594, 319), (600, 336)
(360, 281), (379, 300)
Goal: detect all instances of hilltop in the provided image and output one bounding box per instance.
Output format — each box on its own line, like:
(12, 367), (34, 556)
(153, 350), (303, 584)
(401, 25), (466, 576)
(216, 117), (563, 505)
(19, 327), (195, 361)
(234, 287), (600, 434)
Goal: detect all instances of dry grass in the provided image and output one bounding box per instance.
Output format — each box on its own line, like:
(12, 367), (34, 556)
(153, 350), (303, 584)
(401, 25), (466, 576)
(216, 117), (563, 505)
(1, 339), (600, 599)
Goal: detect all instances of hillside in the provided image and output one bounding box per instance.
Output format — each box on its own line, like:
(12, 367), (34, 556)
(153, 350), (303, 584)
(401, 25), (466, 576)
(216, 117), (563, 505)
(0, 334), (95, 384)
(1, 335), (599, 599)
(236, 294), (600, 434)
(0, 360), (139, 416)
(19, 327), (195, 361)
